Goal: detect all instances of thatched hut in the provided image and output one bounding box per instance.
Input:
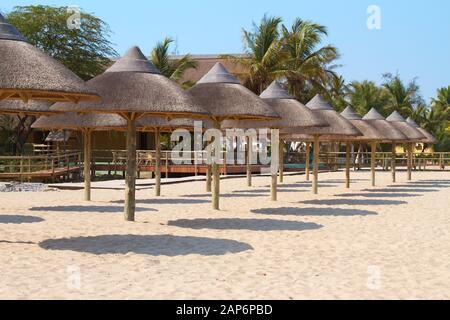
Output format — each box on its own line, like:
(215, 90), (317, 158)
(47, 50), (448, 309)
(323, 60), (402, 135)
(0, 13), (98, 105)
(52, 46), (210, 221)
(406, 117), (438, 145)
(188, 63), (279, 210)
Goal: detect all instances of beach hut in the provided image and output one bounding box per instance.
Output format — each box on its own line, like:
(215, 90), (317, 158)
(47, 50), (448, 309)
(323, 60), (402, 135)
(32, 112), (126, 201)
(223, 81), (327, 200)
(406, 118), (438, 145)
(386, 111), (426, 181)
(0, 13), (98, 104)
(188, 63), (279, 210)
(362, 108), (409, 183)
(52, 46), (210, 221)
(284, 95), (362, 194)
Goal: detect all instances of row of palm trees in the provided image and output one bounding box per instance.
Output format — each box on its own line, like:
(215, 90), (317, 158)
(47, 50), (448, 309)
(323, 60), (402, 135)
(154, 15), (448, 151)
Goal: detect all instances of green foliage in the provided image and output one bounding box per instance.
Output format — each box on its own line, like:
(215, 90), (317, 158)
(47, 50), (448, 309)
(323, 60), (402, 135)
(150, 37), (198, 88)
(7, 5), (117, 80)
(346, 80), (390, 116)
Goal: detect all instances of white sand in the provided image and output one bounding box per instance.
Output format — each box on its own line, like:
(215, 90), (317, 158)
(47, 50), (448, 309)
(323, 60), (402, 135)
(0, 169), (449, 300)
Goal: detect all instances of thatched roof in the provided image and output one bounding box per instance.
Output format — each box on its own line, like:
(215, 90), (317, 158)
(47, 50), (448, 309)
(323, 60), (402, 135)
(297, 94), (362, 139)
(32, 112), (126, 131)
(0, 13), (99, 104)
(335, 106), (386, 142)
(222, 81), (327, 131)
(386, 111), (426, 141)
(138, 116), (214, 132)
(187, 63), (279, 121)
(0, 100), (55, 116)
(406, 117), (438, 144)
(52, 46), (210, 118)
(362, 108), (409, 142)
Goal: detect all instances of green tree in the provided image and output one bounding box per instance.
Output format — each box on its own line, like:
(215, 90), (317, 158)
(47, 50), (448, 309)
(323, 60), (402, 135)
(281, 18), (339, 103)
(346, 80), (389, 116)
(382, 73), (424, 118)
(150, 37), (198, 88)
(7, 5), (117, 80)
(326, 74), (348, 112)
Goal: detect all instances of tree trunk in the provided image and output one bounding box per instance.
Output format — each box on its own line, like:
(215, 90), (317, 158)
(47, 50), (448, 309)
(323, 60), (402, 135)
(155, 127), (161, 197)
(124, 117), (137, 222)
(392, 143), (396, 183)
(83, 129), (92, 201)
(313, 135), (320, 194)
(345, 142), (351, 189)
(371, 142), (377, 187)
(305, 142), (310, 181)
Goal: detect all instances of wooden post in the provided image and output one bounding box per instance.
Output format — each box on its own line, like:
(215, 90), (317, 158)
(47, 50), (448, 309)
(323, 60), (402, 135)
(212, 120), (221, 210)
(305, 142), (310, 181)
(19, 157), (23, 183)
(124, 116), (137, 222)
(194, 151), (198, 176)
(206, 165), (212, 192)
(246, 135), (252, 187)
(345, 142), (351, 188)
(313, 135), (320, 194)
(270, 130), (279, 201)
(155, 128), (161, 197)
(279, 139), (284, 183)
(83, 129), (92, 201)
(165, 151), (169, 179)
(371, 142), (377, 187)
(392, 143), (396, 183)
(407, 143), (413, 181)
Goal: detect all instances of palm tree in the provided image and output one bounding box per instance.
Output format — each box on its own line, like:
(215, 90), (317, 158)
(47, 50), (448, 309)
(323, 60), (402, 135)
(431, 86), (450, 121)
(226, 15), (285, 94)
(281, 18), (339, 103)
(346, 80), (389, 116)
(327, 74), (348, 112)
(150, 37), (198, 88)
(382, 73), (424, 117)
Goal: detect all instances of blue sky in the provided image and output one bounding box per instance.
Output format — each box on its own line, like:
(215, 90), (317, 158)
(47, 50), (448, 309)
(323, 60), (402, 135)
(1, 0), (449, 102)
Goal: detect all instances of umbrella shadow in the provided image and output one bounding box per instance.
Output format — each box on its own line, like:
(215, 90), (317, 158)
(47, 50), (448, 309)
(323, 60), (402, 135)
(39, 234), (252, 256)
(232, 189), (306, 194)
(29, 206), (155, 213)
(112, 198), (209, 205)
(334, 192), (421, 198)
(168, 218), (323, 232)
(300, 199), (407, 206)
(361, 188), (438, 193)
(0, 215), (44, 224)
(252, 207), (377, 217)
(181, 193), (265, 198)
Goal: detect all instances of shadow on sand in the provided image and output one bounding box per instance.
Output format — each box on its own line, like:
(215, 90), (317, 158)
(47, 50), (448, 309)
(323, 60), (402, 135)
(182, 193), (265, 198)
(334, 192), (421, 198)
(0, 215), (44, 224)
(112, 198), (209, 205)
(29, 206), (155, 213)
(361, 188), (438, 193)
(232, 189), (306, 194)
(252, 207), (377, 217)
(39, 234), (252, 256)
(168, 218), (323, 232)
(300, 199), (407, 206)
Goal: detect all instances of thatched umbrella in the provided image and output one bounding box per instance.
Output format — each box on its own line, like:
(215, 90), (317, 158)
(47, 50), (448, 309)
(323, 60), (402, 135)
(0, 13), (98, 104)
(223, 81), (327, 200)
(284, 95), (361, 194)
(362, 108), (409, 183)
(52, 46), (210, 221)
(386, 111), (426, 181)
(406, 117), (438, 145)
(32, 112), (126, 201)
(188, 63), (279, 210)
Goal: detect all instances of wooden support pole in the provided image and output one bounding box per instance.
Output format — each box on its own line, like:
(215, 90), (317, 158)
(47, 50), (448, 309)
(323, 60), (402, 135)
(246, 135), (252, 187)
(312, 135), (320, 194)
(279, 139), (284, 183)
(206, 165), (212, 192)
(83, 129), (92, 201)
(392, 143), (396, 183)
(212, 121), (221, 210)
(305, 142), (310, 181)
(124, 116), (137, 222)
(371, 141), (377, 187)
(155, 127), (161, 197)
(270, 130), (279, 201)
(345, 142), (351, 188)
(407, 143), (413, 181)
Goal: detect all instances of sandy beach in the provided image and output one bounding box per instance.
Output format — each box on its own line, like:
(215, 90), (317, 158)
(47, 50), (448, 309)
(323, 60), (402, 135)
(0, 169), (449, 300)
